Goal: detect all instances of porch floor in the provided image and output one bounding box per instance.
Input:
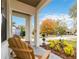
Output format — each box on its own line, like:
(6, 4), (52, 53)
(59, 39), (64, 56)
(11, 46), (62, 59)
(20, 38), (63, 59)
(33, 47), (63, 59)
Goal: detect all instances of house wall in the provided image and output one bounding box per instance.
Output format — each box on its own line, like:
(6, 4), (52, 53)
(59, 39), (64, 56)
(1, 41), (10, 59)
(1, 0), (9, 58)
(1, 0), (7, 42)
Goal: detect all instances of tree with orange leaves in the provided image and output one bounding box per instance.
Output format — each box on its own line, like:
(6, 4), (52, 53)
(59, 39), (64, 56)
(40, 19), (57, 35)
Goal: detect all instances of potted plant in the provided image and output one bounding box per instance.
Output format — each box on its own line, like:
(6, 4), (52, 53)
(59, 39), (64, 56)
(20, 26), (25, 38)
(42, 33), (46, 45)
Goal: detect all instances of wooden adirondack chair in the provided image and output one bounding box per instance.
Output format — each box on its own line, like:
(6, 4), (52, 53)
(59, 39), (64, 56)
(8, 37), (50, 59)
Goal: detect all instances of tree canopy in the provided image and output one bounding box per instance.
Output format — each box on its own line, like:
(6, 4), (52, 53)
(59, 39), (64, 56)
(69, 3), (77, 19)
(40, 18), (67, 35)
(40, 19), (57, 35)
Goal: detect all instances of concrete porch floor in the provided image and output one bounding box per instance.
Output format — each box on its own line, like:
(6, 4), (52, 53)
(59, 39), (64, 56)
(11, 44), (63, 59)
(33, 47), (63, 59)
(11, 47), (62, 59)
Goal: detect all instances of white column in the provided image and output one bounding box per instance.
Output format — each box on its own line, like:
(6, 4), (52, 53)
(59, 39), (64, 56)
(34, 12), (40, 47)
(7, 0), (12, 38)
(7, 0), (12, 59)
(25, 16), (29, 41)
(28, 15), (32, 45)
(25, 15), (32, 44)
(25, 18), (28, 41)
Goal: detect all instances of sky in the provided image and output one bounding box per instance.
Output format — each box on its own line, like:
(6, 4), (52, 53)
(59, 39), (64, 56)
(12, 0), (76, 29)
(12, 16), (26, 26)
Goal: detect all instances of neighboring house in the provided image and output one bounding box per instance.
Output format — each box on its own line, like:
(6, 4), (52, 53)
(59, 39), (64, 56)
(12, 26), (16, 35)
(12, 26), (21, 36)
(15, 27), (20, 36)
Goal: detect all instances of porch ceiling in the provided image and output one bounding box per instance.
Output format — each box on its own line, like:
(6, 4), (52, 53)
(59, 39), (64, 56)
(17, 0), (41, 7)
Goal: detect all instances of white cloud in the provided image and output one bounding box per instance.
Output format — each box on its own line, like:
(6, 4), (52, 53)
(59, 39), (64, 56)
(40, 14), (73, 21)
(39, 14), (74, 29)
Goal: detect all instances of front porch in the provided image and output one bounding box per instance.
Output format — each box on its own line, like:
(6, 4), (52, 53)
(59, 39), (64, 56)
(1, 0), (63, 59)
(1, 0), (77, 59)
(10, 43), (62, 59)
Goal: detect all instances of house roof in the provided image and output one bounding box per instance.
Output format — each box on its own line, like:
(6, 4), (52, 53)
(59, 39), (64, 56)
(17, 0), (41, 7)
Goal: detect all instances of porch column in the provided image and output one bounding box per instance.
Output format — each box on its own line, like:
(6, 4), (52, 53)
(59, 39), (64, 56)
(25, 16), (29, 41)
(7, 0), (12, 59)
(29, 15), (32, 45)
(7, 0), (12, 38)
(25, 15), (32, 44)
(34, 12), (40, 47)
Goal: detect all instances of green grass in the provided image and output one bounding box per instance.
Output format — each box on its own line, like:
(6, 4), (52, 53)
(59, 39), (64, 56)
(52, 35), (57, 37)
(69, 40), (76, 48)
(62, 39), (76, 48)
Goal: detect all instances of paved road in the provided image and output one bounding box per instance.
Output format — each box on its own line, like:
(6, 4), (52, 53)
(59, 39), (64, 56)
(31, 35), (77, 47)
(22, 35), (77, 47)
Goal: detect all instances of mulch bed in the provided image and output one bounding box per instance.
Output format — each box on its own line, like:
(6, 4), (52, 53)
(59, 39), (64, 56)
(40, 44), (76, 59)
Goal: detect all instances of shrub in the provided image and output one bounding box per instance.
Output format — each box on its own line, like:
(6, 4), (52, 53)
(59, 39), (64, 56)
(48, 40), (75, 55)
(54, 44), (62, 52)
(20, 30), (25, 38)
(63, 40), (69, 46)
(53, 40), (60, 44)
(48, 40), (55, 48)
(49, 42), (55, 48)
(48, 40), (61, 49)
(64, 45), (74, 56)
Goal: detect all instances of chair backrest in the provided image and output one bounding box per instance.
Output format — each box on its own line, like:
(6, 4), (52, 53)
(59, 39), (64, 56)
(8, 37), (35, 59)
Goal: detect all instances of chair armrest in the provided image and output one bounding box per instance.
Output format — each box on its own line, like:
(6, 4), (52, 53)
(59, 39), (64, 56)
(12, 48), (33, 52)
(41, 50), (51, 59)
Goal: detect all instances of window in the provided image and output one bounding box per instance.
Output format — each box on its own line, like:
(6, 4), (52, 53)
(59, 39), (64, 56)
(1, 0), (7, 42)
(1, 14), (7, 42)
(12, 14), (26, 39)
